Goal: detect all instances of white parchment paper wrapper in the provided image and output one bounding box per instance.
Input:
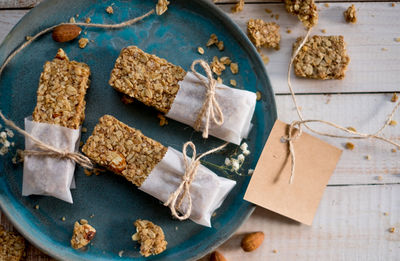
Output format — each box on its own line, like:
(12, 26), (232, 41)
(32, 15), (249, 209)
(139, 147), (236, 227)
(22, 117), (81, 203)
(166, 72), (257, 145)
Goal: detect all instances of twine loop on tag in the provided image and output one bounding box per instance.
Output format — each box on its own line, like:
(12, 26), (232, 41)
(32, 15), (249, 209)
(285, 28), (400, 184)
(0, 111), (93, 169)
(164, 141), (228, 220)
(191, 60), (224, 139)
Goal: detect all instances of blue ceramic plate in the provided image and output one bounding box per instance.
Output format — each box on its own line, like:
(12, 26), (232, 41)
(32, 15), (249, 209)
(0, 0), (276, 260)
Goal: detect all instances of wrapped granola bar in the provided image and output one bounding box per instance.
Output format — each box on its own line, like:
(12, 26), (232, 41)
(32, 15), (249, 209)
(22, 49), (90, 203)
(109, 46), (257, 145)
(82, 115), (236, 227)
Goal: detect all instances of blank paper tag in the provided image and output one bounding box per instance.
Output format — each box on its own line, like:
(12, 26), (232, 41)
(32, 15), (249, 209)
(244, 120), (342, 225)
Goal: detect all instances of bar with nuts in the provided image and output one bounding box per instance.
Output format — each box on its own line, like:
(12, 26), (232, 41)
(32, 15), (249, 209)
(109, 46), (186, 114)
(32, 48), (91, 129)
(132, 219), (167, 257)
(82, 115), (167, 187)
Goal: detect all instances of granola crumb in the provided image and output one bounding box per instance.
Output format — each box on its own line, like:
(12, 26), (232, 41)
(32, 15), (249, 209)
(247, 19), (280, 49)
(0, 225), (25, 261)
(324, 3), (329, 8)
(381, 48), (388, 51)
(345, 142), (355, 150)
(156, 0), (170, 16)
(25, 36), (32, 41)
(69, 17), (76, 23)
(344, 4), (357, 24)
(71, 220), (96, 249)
(275, 14), (280, 20)
(217, 41), (224, 51)
(85, 17), (91, 23)
(391, 3), (395, 7)
(211, 57), (226, 76)
(365, 155), (371, 160)
(273, 249), (278, 253)
(391, 93), (398, 102)
(265, 8), (272, 14)
(197, 46), (205, 55)
(284, 0), (318, 28)
(389, 120), (397, 126)
(61, 216), (66, 221)
(90, 214), (95, 218)
(78, 38), (89, 49)
(220, 56), (232, 65)
(230, 63), (239, 74)
(79, 141), (84, 147)
(321, 29), (327, 34)
(121, 95), (134, 104)
(286, 29), (292, 34)
(391, 148), (397, 153)
(217, 77), (223, 84)
(347, 126), (357, 132)
(106, 6), (114, 14)
(395, 37), (400, 42)
(383, 212), (389, 216)
(231, 0), (244, 13)
(230, 79), (237, 87)
(376, 176), (383, 181)
(118, 250), (124, 257)
(82, 127), (87, 133)
(256, 91), (262, 101)
(261, 54), (270, 64)
(84, 169), (93, 176)
(132, 220), (167, 257)
(175, 226), (178, 231)
(206, 34), (219, 47)
(389, 227), (395, 233)
(35, 204), (39, 210)
(157, 113), (168, 126)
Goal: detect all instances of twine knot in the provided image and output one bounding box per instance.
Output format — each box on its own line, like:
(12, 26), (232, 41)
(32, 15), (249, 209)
(191, 60), (224, 139)
(164, 141), (228, 220)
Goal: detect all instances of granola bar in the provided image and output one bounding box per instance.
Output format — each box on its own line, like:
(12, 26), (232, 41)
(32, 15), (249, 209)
(0, 226), (25, 261)
(247, 19), (280, 49)
(293, 35), (350, 80)
(109, 46), (187, 113)
(132, 220), (167, 257)
(32, 48), (91, 129)
(284, 0), (318, 28)
(70, 219), (96, 249)
(344, 5), (357, 24)
(82, 115), (167, 187)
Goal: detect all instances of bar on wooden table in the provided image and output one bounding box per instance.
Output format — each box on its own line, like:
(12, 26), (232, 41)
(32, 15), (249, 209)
(82, 115), (236, 227)
(109, 46), (257, 145)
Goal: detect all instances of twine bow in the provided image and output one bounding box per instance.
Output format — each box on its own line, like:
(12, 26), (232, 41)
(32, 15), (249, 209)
(284, 28), (400, 184)
(164, 141), (228, 220)
(0, 111), (93, 169)
(191, 60), (224, 139)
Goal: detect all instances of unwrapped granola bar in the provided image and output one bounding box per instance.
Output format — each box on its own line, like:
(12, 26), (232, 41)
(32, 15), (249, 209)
(284, 0), (318, 28)
(247, 19), (280, 49)
(109, 46), (257, 145)
(0, 226), (25, 261)
(132, 220), (167, 257)
(82, 115), (236, 227)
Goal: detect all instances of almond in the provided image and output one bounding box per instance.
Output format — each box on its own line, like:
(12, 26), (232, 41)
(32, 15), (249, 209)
(210, 251), (227, 261)
(241, 231), (264, 252)
(108, 151), (127, 173)
(52, 25), (82, 42)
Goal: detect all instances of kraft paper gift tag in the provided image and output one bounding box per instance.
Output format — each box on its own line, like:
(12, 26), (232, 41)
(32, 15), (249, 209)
(244, 120), (342, 225)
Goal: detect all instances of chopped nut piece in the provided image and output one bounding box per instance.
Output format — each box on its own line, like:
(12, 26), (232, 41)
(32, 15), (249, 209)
(347, 126), (357, 132)
(256, 91), (262, 101)
(197, 46), (205, 55)
(70, 220), (96, 249)
(391, 93), (398, 102)
(156, 0), (170, 16)
(231, 0), (244, 13)
(389, 120), (397, 126)
(0, 225), (25, 261)
(284, 0), (318, 28)
(121, 95), (134, 104)
(26, 36), (32, 41)
(69, 17), (76, 23)
(78, 38), (89, 49)
(211, 56), (226, 76)
(109, 46), (186, 113)
(293, 35), (350, 80)
(33, 49), (90, 129)
(286, 29), (292, 34)
(85, 17), (91, 23)
(265, 8), (272, 14)
(217, 41), (224, 51)
(230, 63), (239, 74)
(345, 142), (355, 150)
(206, 34), (219, 47)
(133, 220), (167, 257)
(273, 249), (278, 253)
(35, 204), (39, 210)
(82, 115), (167, 187)
(230, 79), (237, 87)
(247, 19), (280, 49)
(106, 6), (114, 14)
(344, 5), (357, 24)
(220, 56), (232, 65)
(392, 148), (397, 153)
(157, 113), (168, 126)
(389, 227), (396, 233)
(261, 54), (269, 64)
(321, 29), (327, 34)
(84, 169), (93, 176)
(392, 3), (395, 7)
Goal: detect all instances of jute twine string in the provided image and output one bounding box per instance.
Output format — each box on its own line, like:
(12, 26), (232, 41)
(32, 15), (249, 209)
(0, 9), (155, 168)
(191, 60), (224, 139)
(284, 28), (400, 184)
(164, 141), (228, 220)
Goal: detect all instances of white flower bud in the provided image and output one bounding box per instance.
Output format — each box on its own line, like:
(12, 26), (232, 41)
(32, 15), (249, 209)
(248, 169), (254, 175)
(240, 142), (248, 151)
(225, 158), (232, 166)
(237, 154), (245, 162)
(0, 132), (6, 139)
(231, 159), (240, 171)
(243, 149), (250, 156)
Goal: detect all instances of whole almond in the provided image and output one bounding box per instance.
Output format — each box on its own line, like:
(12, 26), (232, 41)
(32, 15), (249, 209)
(52, 25), (82, 42)
(210, 251), (227, 261)
(241, 232), (264, 252)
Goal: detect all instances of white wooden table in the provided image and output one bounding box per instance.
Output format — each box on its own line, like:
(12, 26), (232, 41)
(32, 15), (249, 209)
(0, 1), (399, 260)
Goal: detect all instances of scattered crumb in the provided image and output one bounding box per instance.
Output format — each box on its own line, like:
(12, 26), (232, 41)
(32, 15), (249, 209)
(25, 36), (32, 41)
(206, 34), (219, 47)
(85, 17), (91, 23)
(84, 169), (93, 176)
(347, 126), (357, 132)
(212, 212), (217, 217)
(389, 120), (397, 126)
(35, 204), (39, 210)
(345, 142), (355, 150)
(391, 3), (395, 7)
(381, 48), (388, 51)
(211, 56), (226, 76)
(217, 41), (224, 51)
(392, 148), (397, 153)
(389, 227), (395, 233)
(324, 3), (329, 8)
(156, 0), (170, 16)
(79, 141), (83, 147)
(376, 176), (383, 181)
(230, 79), (237, 87)
(118, 250), (124, 257)
(61, 217), (66, 221)
(75, 14), (79, 18)
(175, 226), (178, 231)
(286, 29), (292, 34)
(365, 155), (371, 160)
(273, 249), (278, 253)
(284, 0), (318, 28)
(69, 17), (76, 23)
(81, 127), (87, 133)
(261, 54), (269, 64)
(247, 19), (280, 49)
(231, 0), (244, 13)
(265, 8), (272, 14)
(121, 94), (134, 104)
(90, 214), (95, 218)
(344, 4), (357, 24)
(220, 56), (232, 65)
(106, 6), (114, 14)
(321, 29), (326, 33)
(275, 14), (280, 20)
(395, 37), (400, 42)
(78, 38), (89, 49)
(157, 114), (168, 126)
(383, 212), (389, 216)
(197, 46), (204, 55)
(217, 77), (223, 84)
(230, 63), (239, 74)
(391, 93), (398, 102)
(256, 91), (262, 101)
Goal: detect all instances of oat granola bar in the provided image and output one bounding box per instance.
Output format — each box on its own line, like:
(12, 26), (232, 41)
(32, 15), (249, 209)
(247, 19), (280, 49)
(284, 0), (318, 28)
(132, 219), (167, 257)
(0, 226), (25, 261)
(82, 115), (167, 187)
(109, 46), (187, 114)
(32, 48), (91, 129)
(293, 35), (350, 80)
(70, 219), (96, 249)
